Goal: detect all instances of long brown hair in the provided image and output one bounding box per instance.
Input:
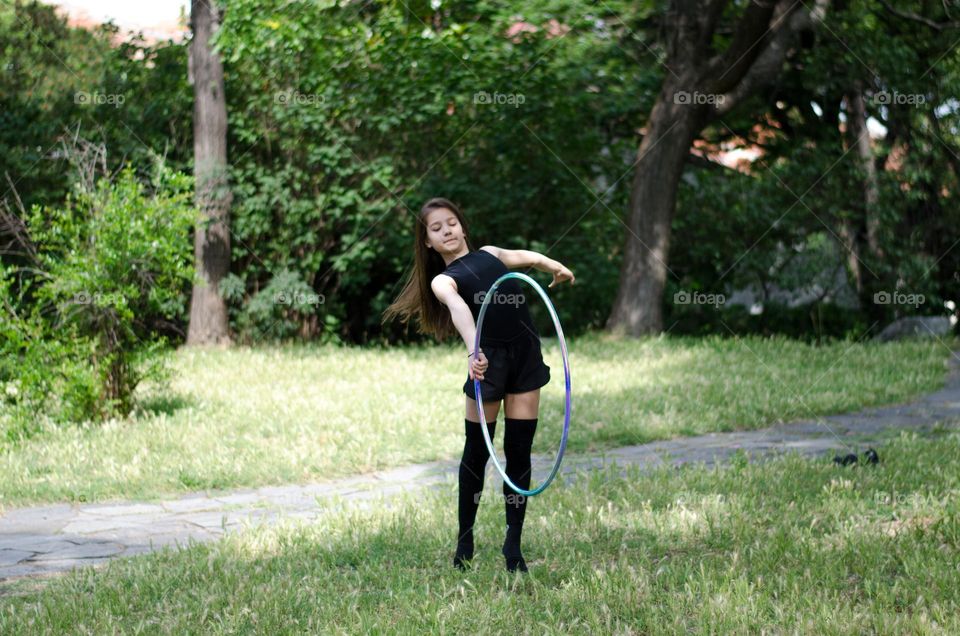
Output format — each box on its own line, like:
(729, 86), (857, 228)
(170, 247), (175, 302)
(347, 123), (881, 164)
(382, 197), (474, 341)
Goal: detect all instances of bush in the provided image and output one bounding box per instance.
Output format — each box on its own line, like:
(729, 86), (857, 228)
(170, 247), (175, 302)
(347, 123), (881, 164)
(0, 153), (198, 437)
(220, 269), (342, 344)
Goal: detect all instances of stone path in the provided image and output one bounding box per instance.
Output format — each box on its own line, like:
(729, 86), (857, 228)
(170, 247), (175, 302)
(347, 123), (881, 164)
(2, 353), (958, 586)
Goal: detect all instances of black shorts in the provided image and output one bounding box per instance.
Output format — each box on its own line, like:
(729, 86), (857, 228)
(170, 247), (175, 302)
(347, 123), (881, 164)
(463, 333), (551, 402)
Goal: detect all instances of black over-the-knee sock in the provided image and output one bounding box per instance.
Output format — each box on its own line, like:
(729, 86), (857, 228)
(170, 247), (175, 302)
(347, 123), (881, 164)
(502, 417), (537, 572)
(455, 418), (496, 570)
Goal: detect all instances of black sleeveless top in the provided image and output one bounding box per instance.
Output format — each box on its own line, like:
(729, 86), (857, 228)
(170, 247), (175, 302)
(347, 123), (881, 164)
(442, 249), (539, 346)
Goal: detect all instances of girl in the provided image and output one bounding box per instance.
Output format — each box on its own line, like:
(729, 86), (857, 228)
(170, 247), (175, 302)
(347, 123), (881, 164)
(382, 197), (575, 573)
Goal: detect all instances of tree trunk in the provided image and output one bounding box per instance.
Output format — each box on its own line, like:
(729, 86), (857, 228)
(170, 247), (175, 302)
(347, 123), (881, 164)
(847, 86), (882, 257)
(606, 86), (703, 335)
(186, 0), (232, 346)
(844, 85), (885, 320)
(604, 0), (828, 336)
(837, 219), (863, 296)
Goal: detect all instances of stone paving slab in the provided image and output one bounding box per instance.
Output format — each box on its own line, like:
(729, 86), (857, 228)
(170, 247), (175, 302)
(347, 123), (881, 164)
(2, 352), (958, 587)
(0, 550), (35, 567)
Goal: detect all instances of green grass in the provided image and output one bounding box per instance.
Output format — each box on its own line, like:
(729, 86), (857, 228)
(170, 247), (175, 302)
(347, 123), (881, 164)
(2, 430), (958, 633)
(0, 333), (954, 507)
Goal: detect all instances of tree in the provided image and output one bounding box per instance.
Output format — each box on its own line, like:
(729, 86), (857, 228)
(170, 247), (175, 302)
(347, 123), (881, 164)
(186, 0), (232, 345)
(606, 0), (829, 335)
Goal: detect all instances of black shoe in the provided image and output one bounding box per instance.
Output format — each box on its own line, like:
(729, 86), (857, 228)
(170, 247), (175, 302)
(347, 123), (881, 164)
(502, 523), (528, 573)
(504, 553), (528, 573)
(502, 539), (528, 573)
(453, 541), (474, 571)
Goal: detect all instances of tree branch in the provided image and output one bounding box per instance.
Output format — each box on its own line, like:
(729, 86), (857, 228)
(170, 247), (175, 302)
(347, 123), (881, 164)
(1, 174), (40, 265)
(667, 0), (709, 66)
(698, 0), (731, 53)
(877, 0), (960, 31)
(704, 0), (781, 93)
(712, 0), (827, 116)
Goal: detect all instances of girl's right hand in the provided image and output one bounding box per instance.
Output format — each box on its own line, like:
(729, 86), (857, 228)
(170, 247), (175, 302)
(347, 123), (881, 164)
(468, 349), (488, 381)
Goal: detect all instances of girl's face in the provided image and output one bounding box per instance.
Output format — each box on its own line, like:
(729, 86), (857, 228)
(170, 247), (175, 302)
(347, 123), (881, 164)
(423, 208), (466, 255)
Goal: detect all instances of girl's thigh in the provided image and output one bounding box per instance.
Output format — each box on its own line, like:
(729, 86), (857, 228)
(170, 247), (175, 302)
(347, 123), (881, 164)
(465, 396), (501, 423)
(504, 388), (540, 419)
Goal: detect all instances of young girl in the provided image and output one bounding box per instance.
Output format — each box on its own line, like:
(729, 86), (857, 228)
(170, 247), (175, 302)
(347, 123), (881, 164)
(382, 197), (575, 573)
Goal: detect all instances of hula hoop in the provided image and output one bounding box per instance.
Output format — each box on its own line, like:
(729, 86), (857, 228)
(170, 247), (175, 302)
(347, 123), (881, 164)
(472, 272), (571, 497)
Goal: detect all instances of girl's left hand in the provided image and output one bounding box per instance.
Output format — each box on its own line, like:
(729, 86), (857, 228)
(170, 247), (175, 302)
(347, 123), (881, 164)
(468, 349), (488, 381)
(549, 264), (575, 288)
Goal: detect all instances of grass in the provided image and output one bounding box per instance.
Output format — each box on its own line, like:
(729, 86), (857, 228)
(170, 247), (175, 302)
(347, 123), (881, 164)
(0, 332), (954, 508)
(1, 430), (958, 633)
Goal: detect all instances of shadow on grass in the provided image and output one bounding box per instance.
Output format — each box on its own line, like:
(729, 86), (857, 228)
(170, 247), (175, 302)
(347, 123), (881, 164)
(132, 393), (197, 418)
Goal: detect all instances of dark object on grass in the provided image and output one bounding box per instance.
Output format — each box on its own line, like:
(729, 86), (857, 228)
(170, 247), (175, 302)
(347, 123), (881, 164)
(832, 449), (880, 467)
(833, 453), (858, 466)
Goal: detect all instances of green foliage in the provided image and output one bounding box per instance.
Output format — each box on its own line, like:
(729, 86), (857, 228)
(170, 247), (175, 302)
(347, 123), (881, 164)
(212, 0), (652, 343)
(0, 158), (198, 437)
(221, 268), (340, 343)
(0, 1), (192, 224)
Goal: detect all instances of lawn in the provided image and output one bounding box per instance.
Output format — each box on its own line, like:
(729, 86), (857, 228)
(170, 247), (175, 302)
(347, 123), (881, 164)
(0, 333), (954, 507)
(1, 429), (957, 633)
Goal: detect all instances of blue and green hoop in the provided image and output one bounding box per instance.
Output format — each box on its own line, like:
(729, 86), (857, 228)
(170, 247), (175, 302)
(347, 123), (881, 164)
(472, 272), (572, 497)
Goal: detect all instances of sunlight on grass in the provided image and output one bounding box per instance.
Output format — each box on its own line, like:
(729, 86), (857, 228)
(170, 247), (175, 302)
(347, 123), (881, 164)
(0, 333), (954, 507)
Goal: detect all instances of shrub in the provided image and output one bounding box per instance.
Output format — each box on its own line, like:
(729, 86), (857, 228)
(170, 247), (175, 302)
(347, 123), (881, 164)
(0, 152), (198, 437)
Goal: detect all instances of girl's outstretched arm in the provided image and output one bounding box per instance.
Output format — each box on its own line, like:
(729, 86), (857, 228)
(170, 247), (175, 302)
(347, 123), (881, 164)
(480, 245), (576, 288)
